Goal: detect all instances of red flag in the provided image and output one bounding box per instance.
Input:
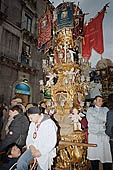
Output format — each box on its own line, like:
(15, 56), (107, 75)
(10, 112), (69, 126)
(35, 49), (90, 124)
(38, 8), (52, 49)
(82, 7), (106, 59)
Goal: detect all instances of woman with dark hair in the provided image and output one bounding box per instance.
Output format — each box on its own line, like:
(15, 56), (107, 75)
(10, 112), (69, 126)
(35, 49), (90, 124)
(38, 101), (47, 114)
(0, 105), (29, 152)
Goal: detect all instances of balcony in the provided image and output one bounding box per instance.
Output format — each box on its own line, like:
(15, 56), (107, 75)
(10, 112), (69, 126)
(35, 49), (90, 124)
(22, 27), (37, 45)
(0, 1), (8, 23)
(0, 44), (40, 74)
(0, 43), (34, 67)
(20, 52), (32, 67)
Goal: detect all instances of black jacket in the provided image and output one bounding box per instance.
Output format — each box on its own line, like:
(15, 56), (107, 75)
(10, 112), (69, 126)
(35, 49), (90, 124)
(0, 113), (29, 152)
(105, 109), (113, 139)
(1, 156), (18, 170)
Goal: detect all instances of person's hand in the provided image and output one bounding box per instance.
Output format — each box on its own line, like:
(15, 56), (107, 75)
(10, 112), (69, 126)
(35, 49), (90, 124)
(29, 145), (36, 152)
(29, 145), (41, 157)
(32, 149), (41, 157)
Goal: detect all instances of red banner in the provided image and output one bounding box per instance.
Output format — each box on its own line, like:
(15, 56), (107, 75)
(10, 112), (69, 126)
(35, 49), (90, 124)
(38, 8), (52, 49)
(44, 39), (52, 53)
(82, 7), (106, 59)
(73, 4), (84, 40)
(73, 15), (84, 40)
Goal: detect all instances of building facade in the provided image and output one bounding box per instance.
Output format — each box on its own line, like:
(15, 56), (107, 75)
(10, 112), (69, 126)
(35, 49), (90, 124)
(0, 0), (49, 105)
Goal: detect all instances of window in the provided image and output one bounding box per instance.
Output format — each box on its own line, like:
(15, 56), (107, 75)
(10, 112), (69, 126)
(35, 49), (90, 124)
(1, 29), (19, 59)
(22, 43), (30, 55)
(21, 43), (31, 64)
(24, 14), (32, 32)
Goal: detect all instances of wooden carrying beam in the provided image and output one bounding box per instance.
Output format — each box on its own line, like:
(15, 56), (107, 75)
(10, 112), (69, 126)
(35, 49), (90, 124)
(58, 140), (97, 150)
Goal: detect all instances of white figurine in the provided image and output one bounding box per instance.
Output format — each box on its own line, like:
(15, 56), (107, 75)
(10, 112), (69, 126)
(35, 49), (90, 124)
(68, 49), (76, 62)
(45, 72), (56, 87)
(69, 108), (82, 131)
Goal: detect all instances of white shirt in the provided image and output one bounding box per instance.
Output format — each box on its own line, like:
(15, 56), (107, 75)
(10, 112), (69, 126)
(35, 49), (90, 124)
(86, 106), (112, 163)
(26, 118), (57, 170)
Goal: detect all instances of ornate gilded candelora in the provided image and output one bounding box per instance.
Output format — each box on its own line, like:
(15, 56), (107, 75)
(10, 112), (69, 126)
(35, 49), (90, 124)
(39, 2), (94, 170)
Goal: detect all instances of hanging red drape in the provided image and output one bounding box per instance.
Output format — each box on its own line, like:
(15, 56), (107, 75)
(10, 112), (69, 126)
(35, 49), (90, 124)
(38, 8), (52, 49)
(82, 6), (106, 59)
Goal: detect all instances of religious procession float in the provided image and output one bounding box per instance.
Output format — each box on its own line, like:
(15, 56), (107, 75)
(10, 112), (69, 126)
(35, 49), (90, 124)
(38, 1), (109, 169)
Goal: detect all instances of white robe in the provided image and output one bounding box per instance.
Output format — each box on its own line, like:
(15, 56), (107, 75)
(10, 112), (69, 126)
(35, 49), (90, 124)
(86, 106), (112, 163)
(26, 119), (57, 170)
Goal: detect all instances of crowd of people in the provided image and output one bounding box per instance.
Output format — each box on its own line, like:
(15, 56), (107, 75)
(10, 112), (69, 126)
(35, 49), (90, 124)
(0, 97), (57, 170)
(0, 95), (113, 170)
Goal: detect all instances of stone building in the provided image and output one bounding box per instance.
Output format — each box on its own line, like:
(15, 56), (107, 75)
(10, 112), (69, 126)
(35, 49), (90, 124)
(0, 0), (50, 106)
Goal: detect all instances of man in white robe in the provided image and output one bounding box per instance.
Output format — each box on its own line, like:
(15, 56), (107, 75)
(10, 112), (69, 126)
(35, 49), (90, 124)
(86, 95), (112, 170)
(17, 106), (57, 170)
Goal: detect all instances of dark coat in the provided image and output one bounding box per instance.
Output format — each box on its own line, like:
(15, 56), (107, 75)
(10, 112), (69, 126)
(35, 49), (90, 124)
(105, 109), (113, 139)
(1, 156), (18, 170)
(0, 113), (29, 152)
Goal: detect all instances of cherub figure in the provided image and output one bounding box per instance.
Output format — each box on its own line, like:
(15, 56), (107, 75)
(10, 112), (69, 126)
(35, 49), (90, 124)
(45, 72), (56, 87)
(67, 67), (80, 83)
(69, 108), (82, 131)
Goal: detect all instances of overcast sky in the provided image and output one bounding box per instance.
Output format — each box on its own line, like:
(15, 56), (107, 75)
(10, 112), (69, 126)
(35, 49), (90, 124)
(50, 0), (113, 67)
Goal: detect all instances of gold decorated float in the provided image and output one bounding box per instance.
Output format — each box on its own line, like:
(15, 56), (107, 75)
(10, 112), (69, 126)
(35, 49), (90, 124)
(39, 2), (96, 169)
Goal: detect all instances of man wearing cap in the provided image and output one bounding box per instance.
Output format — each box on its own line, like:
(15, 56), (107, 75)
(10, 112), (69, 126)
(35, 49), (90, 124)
(17, 106), (57, 170)
(86, 95), (112, 170)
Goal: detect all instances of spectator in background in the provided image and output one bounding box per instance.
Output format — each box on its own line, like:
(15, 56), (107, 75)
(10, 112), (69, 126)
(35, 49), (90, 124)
(10, 97), (26, 113)
(0, 106), (9, 140)
(86, 95), (112, 170)
(0, 104), (8, 133)
(5, 97), (26, 136)
(38, 101), (47, 114)
(10, 97), (23, 107)
(25, 103), (38, 116)
(0, 105), (6, 138)
(0, 105), (29, 152)
(26, 103), (34, 112)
